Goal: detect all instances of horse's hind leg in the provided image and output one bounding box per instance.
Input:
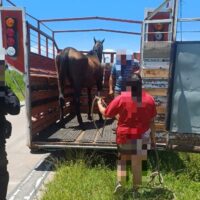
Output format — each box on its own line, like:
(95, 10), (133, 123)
(87, 88), (92, 121)
(56, 56), (65, 122)
(59, 76), (65, 121)
(74, 87), (84, 129)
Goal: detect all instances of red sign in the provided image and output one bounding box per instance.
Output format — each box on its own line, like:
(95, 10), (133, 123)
(147, 12), (170, 42)
(1, 9), (25, 73)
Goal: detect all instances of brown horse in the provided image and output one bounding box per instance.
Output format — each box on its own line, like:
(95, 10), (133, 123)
(55, 38), (104, 129)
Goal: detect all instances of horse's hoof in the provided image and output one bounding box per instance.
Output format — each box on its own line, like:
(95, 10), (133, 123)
(79, 123), (85, 131)
(59, 97), (65, 107)
(98, 118), (104, 124)
(59, 120), (65, 128)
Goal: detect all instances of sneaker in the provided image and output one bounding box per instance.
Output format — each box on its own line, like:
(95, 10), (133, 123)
(113, 182), (122, 194)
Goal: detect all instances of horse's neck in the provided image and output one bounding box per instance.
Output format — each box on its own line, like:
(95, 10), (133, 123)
(96, 51), (102, 63)
(87, 50), (102, 63)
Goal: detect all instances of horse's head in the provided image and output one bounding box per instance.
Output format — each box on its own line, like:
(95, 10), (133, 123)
(93, 37), (104, 63)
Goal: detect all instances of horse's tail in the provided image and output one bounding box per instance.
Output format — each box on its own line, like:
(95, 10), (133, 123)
(55, 49), (70, 94)
(55, 53), (63, 96)
(55, 53), (61, 76)
(55, 49), (70, 120)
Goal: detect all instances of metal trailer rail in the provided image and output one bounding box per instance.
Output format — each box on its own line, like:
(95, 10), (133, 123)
(21, 6), (143, 151)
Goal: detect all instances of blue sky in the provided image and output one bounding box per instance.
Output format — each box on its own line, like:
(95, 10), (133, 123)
(3, 0), (200, 52)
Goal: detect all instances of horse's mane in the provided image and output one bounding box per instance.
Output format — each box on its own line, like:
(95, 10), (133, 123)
(87, 50), (97, 56)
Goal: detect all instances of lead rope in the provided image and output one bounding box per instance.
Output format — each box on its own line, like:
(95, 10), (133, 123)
(146, 147), (177, 199)
(139, 62), (163, 185)
(148, 147), (163, 186)
(91, 96), (107, 137)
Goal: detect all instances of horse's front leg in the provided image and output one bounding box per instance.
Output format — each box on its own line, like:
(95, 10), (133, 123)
(87, 87), (92, 121)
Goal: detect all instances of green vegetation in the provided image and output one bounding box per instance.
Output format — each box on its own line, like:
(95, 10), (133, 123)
(41, 150), (200, 200)
(5, 69), (25, 101)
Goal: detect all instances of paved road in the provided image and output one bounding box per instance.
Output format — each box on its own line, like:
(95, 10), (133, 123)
(5, 103), (50, 199)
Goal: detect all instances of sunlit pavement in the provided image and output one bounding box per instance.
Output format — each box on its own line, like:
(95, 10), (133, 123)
(6, 102), (49, 198)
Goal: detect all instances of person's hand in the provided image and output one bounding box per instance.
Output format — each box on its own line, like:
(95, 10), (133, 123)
(97, 98), (102, 106)
(97, 98), (106, 107)
(151, 141), (156, 149)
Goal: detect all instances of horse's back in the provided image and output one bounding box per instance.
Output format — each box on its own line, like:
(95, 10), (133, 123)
(59, 48), (88, 85)
(87, 55), (100, 67)
(67, 47), (86, 60)
(87, 55), (101, 78)
(56, 47), (102, 88)
(83, 55), (103, 88)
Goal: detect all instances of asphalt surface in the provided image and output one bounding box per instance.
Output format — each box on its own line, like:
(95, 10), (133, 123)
(5, 102), (50, 199)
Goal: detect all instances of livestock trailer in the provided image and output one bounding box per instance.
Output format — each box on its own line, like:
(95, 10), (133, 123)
(1, 0), (200, 152)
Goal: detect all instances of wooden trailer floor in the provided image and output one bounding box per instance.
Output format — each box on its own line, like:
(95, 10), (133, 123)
(32, 114), (117, 149)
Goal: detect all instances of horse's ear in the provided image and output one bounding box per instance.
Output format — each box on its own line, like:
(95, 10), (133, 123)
(101, 39), (105, 44)
(94, 37), (97, 43)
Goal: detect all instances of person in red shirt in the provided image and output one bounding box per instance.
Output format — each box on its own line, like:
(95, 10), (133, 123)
(97, 73), (157, 194)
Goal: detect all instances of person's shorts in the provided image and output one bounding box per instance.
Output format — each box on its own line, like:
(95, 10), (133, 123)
(117, 129), (151, 155)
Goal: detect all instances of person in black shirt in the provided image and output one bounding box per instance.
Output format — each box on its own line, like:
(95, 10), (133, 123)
(0, 86), (20, 200)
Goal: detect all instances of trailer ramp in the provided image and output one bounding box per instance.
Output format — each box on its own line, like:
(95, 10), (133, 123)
(31, 114), (117, 150)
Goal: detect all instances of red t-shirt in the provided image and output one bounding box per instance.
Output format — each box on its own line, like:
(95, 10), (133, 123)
(104, 90), (157, 144)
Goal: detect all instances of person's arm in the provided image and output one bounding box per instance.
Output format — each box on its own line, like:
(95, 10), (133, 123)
(109, 75), (114, 95)
(150, 119), (156, 148)
(109, 65), (116, 96)
(97, 99), (106, 116)
(97, 96), (120, 118)
(99, 90), (120, 120)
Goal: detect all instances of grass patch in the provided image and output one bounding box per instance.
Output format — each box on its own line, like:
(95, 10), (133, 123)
(41, 150), (200, 200)
(42, 150), (117, 200)
(5, 69), (25, 101)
